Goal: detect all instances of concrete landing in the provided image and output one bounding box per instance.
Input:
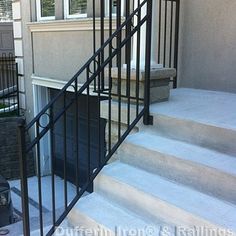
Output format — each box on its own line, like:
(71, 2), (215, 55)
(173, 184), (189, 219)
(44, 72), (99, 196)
(151, 88), (236, 130)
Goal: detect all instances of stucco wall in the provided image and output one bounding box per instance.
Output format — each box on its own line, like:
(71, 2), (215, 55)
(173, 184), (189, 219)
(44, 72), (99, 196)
(178, 0), (236, 93)
(33, 30), (94, 81)
(32, 29), (118, 83)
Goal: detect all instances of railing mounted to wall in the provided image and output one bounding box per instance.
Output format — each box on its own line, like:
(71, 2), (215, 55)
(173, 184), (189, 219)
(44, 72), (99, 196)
(0, 53), (20, 117)
(17, 0), (180, 235)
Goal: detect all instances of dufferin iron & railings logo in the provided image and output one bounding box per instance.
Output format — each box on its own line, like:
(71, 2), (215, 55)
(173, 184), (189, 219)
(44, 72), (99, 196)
(55, 225), (234, 236)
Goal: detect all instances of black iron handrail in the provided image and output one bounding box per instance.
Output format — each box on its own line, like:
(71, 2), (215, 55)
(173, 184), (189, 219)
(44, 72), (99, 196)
(18, 0), (180, 235)
(18, 1), (153, 235)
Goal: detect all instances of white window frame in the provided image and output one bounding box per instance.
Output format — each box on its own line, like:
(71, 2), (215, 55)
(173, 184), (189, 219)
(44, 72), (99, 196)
(36, 0), (55, 21)
(64, 0), (88, 19)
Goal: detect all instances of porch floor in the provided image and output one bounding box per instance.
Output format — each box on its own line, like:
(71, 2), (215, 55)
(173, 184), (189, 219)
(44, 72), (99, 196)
(151, 88), (236, 130)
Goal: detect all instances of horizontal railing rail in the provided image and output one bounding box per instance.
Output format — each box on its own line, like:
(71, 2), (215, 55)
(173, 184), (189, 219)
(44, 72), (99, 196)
(18, 0), (154, 235)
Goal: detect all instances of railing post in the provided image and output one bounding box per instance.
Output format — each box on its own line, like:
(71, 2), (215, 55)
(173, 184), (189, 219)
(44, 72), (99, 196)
(143, 0), (153, 125)
(17, 119), (30, 236)
(173, 0), (180, 89)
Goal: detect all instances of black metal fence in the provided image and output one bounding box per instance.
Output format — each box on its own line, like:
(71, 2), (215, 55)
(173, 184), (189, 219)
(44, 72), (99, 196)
(17, 0), (180, 235)
(0, 54), (20, 117)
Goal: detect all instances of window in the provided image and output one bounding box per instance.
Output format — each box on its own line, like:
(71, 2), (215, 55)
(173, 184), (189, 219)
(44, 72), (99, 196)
(0, 0), (12, 21)
(64, 0), (87, 19)
(36, 0), (55, 21)
(112, 0), (117, 14)
(105, 0), (124, 17)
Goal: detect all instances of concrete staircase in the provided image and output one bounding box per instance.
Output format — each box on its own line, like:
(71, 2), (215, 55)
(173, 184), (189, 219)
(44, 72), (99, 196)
(62, 89), (236, 236)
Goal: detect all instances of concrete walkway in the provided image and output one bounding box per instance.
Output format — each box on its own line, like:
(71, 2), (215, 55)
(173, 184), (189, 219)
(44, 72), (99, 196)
(1, 176), (77, 235)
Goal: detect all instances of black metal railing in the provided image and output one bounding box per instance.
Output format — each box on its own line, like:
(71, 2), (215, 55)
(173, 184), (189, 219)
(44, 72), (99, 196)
(17, 0), (180, 235)
(0, 54), (20, 117)
(157, 0), (180, 88)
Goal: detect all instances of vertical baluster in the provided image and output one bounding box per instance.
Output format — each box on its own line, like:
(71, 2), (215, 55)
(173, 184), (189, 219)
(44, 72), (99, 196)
(16, 63), (20, 116)
(6, 56), (10, 110)
(174, 0), (180, 88)
(75, 78), (79, 194)
(117, 0), (122, 140)
(2, 58), (6, 113)
(12, 59), (15, 110)
(108, 0), (113, 153)
(158, 0), (162, 64)
(163, 0), (168, 67)
(86, 67), (91, 186)
(136, 0), (141, 117)
(144, 0), (153, 125)
(63, 92), (68, 209)
(0, 60), (2, 95)
(0, 61), (3, 112)
(49, 105), (56, 229)
(169, 0), (174, 68)
(126, 0), (131, 127)
(93, 0), (97, 91)
(97, 55), (101, 167)
(100, 0), (105, 90)
(36, 120), (44, 236)
(18, 119), (30, 236)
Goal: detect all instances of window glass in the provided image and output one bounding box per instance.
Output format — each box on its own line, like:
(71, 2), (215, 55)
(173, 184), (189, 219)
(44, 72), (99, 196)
(0, 0), (12, 21)
(41, 0), (55, 18)
(69, 0), (87, 16)
(112, 0), (117, 14)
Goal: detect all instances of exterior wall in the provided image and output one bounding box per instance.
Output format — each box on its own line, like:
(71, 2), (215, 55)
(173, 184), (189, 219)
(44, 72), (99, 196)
(31, 28), (114, 83)
(178, 0), (236, 93)
(13, 0), (124, 124)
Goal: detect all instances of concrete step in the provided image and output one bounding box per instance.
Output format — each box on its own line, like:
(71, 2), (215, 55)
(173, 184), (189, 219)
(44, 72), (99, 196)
(66, 192), (165, 236)
(148, 89), (236, 156)
(94, 161), (236, 233)
(118, 131), (236, 204)
(148, 112), (236, 157)
(102, 89), (236, 156)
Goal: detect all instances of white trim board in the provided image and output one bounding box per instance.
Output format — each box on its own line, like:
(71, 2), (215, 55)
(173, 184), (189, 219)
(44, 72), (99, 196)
(31, 75), (106, 96)
(28, 18), (120, 32)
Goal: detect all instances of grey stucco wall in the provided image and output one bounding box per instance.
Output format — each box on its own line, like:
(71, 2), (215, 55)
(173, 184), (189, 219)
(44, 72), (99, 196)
(178, 0), (236, 93)
(33, 29), (117, 83)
